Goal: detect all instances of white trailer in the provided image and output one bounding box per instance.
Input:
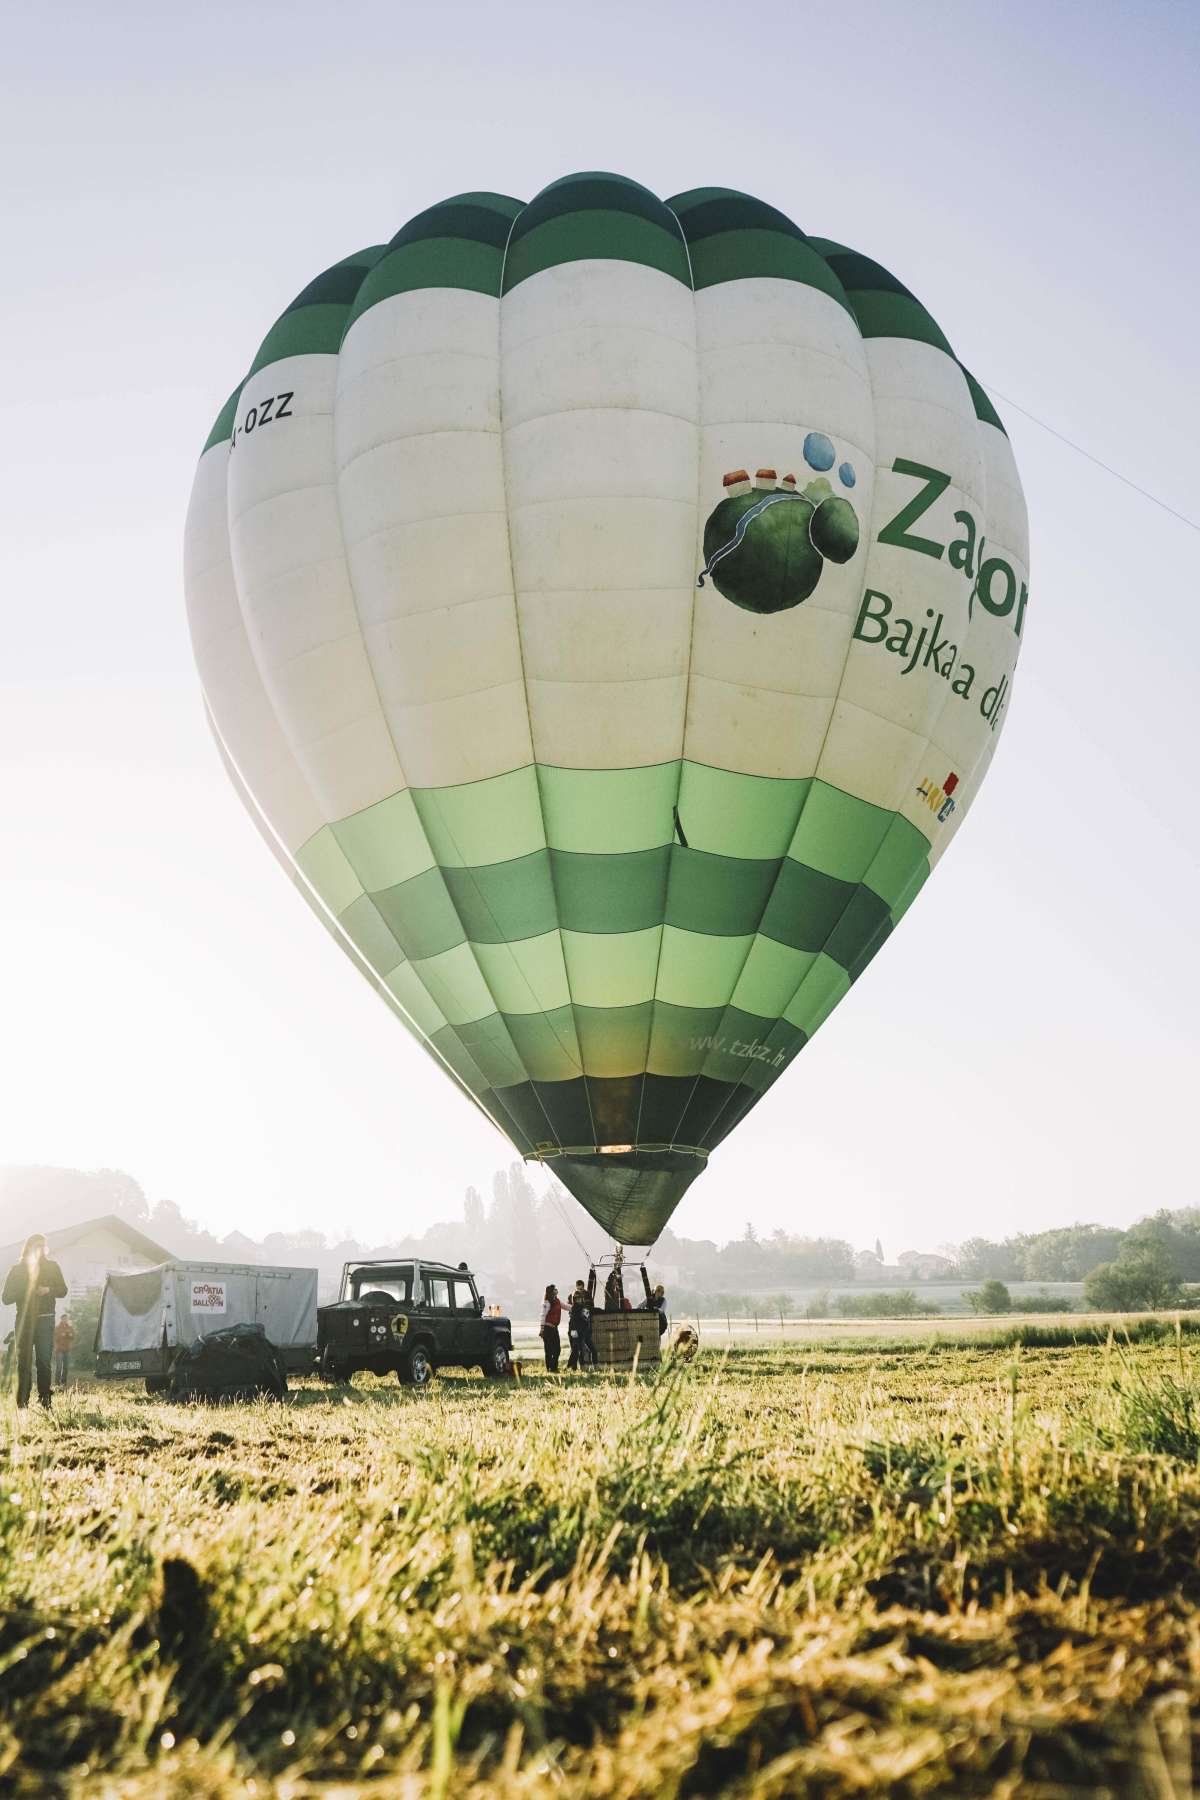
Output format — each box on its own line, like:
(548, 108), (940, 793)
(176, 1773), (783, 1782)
(96, 1261), (318, 1386)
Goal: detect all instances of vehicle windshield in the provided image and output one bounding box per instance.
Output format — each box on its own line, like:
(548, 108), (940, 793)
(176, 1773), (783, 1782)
(347, 1265), (413, 1303)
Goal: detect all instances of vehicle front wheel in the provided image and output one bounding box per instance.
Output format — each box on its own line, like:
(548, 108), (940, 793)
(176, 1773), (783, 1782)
(400, 1344), (435, 1389)
(482, 1339), (512, 1379)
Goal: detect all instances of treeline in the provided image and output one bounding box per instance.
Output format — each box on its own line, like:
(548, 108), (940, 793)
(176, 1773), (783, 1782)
(6, 1164), (1200, 1318)
(953, 1213), (1200, 1282)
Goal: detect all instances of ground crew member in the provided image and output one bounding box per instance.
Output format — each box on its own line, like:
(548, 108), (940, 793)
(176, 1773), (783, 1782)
(54, 1314), (78, 1386)
(567, 1281), (595, 1370)
(2, 1234), (69, 1408)
(540, 1284), (563, 1372)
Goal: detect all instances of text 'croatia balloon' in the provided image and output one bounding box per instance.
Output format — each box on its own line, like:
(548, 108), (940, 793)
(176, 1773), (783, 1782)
(184, 174), (1029, 1245)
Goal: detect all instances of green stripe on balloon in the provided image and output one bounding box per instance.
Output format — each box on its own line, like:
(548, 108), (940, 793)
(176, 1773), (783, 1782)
(809, 238), (954, 354)
(960, 365), (1007, 434)
(247, 248), (385, 375)
(202, 385), (243, 453)
(503, 172), (689, 291)
(344, 194), (524, 330)
(502, 210), (691, 291)
(668, 188), (853, 310)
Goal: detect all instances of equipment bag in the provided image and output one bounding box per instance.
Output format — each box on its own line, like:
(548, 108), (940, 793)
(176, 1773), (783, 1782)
(168, 1322), (287, 1403)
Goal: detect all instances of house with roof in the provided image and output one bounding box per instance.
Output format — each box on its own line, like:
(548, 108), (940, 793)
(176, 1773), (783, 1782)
(0, 1214), (172, 1331)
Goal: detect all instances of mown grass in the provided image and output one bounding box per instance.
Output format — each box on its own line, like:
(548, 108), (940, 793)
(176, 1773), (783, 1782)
(3, 1336), (1200, 1797)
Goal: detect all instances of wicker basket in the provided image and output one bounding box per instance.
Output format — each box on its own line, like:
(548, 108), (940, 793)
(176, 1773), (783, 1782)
(591, 1312), (661, 1368)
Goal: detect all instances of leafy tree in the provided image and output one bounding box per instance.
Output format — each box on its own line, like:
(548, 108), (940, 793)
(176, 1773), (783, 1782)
(64, 1289), (103, 1374)
(1123, 1211), (1200, 1283)
(1021, 1292), (1076, 1313)
(1085, 1247), (1182, 1313)
(966, 1279), (1012, 1315)
(954, 1237), (1021, 1280)
(836, 1290), (929, 1319)
(1017, 1224), (1125, 1280)
(464, 1186), (485, 1234)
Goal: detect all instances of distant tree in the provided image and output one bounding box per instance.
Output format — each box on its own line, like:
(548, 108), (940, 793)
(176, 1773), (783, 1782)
(464, 1186), (485, 1234)
(287, 1229), (326, 1252)
(1017, 1224), (1125, 1281)
(966, 1279), (1012, 1315)
(742, 1221), (759, 1244)
(1085, 1247), (1182, 1313)
(1021, 1292), (1076, 1313)
(803, 1290), (830, 1319)
(494, 1163), (539, 1283)
(1123, 1211), (1200, 1283)
(836, 1290), (929, 1319)
(63, 1289), (103, 1374)
(874, 1238), (884, 1262)
(954, 1237), (1021, 1280)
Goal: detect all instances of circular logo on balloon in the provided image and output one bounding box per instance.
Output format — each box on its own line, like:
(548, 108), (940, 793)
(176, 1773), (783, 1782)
(698, 432), (860, 615)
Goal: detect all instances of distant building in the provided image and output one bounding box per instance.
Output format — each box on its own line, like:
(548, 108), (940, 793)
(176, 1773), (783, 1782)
(221, 1231), (263, 1263)
(896, 1250), (956, 1280)
(0, 1214), (171, 1330)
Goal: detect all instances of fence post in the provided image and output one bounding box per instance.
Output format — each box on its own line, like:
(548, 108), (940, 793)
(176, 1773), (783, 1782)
(754, 1311), (759, 1332)
(725, 1311), (731, 1338)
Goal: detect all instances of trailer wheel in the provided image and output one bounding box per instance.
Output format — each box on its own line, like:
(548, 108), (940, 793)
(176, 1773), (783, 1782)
(145, 1376), (168, 1397)
(319, 1348), (348, 1384)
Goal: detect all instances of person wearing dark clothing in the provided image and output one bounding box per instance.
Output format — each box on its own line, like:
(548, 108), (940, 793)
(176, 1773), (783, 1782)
(644, 1283), (668, 1337)
(540, 1285), (563, 1372)
(567, 1282), (595, 1370)
(3, 1235), (68, 1408)
(603, 1268), (624, 1312)
(54, 1316), (77, 1386)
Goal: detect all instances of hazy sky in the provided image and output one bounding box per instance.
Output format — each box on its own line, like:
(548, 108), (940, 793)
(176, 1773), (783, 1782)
(2, 0), (1197, 1253)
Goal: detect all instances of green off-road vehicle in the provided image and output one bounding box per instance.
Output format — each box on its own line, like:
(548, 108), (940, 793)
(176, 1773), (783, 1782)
(317, 1258), (512, 1388)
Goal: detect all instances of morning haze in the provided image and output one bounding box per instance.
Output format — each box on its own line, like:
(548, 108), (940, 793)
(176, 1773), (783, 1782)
(1, 0), (1196, 1255)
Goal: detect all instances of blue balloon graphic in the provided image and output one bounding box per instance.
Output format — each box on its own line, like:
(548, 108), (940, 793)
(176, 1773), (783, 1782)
(838, 461), (856, 488)
(803, 431), (835, 472)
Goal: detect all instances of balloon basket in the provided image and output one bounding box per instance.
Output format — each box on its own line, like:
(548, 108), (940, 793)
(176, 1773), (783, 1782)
(591, 1312), (660, 1369)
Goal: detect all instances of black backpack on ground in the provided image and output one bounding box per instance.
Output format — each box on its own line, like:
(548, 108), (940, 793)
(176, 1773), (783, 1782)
(168, 1323), (287, 1403)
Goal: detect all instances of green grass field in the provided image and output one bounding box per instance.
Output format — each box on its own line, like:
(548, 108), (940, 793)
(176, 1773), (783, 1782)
(4, 1332), (1200, 1797)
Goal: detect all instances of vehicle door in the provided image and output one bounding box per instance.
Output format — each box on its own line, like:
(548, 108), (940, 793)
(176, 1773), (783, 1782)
(451, 1276), (483, 1363)
(419, 1273), (455, 1361)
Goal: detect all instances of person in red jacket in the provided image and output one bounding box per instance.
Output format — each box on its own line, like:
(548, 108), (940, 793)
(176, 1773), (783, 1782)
(539, 1284), (563, 1372)
(3, 1235), (69, 1408)
(53, 1315), (78, 1386)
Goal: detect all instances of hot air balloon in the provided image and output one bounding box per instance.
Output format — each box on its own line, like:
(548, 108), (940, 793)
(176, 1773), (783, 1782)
(184, 173), (1028, 1247)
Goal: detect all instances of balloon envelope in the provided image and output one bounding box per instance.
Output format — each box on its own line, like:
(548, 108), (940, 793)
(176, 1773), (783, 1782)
(185, 174), (1028, 1245)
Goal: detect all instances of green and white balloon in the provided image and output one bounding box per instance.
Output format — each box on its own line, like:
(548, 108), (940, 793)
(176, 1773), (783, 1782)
(184, 173), (1029, 1246)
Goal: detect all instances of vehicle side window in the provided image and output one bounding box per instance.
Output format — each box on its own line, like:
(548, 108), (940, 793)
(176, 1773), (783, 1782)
(451, 1279), (475, 1312)
(423, 1278), (451, 1311)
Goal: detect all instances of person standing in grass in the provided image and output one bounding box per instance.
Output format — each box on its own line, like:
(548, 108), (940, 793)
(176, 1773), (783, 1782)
(540, 1284), (563, 1372)
(3, 1234), (68, 1408)
(54, 1314), (77, 1387)
(567, 1281), (595, 1371)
